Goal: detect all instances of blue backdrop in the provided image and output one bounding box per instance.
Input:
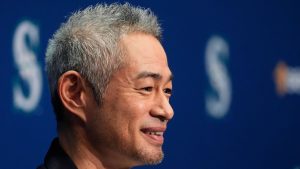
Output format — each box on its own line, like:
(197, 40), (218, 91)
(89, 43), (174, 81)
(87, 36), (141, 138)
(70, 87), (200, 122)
(1, 0), (300, 169)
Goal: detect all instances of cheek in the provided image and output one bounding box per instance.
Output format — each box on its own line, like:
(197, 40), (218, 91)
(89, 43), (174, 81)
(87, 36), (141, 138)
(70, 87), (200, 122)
(128, 99), (150, 118)
(121, 99), (151, 130)
(103, 92), (153, 134)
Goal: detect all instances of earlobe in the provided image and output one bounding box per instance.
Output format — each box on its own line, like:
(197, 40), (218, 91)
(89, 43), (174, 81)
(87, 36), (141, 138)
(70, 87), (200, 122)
(58, 71), (88, 122)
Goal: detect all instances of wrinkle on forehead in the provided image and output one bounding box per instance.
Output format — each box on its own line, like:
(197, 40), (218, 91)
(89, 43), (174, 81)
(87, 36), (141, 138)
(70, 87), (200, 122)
(114, 32), (171, 85)
(119, 32), (168, 64)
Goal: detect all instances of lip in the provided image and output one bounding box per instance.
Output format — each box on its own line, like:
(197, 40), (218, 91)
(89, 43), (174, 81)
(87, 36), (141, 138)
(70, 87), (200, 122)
(140, 127), (166, 146)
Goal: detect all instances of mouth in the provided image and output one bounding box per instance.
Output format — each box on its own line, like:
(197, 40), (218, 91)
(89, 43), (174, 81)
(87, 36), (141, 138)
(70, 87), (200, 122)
(140, 127), (166, 146)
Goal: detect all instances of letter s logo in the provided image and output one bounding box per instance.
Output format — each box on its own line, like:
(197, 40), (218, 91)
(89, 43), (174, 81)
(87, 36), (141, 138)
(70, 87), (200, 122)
(205, 35), (231, 119)
(13, 20), (42, 113)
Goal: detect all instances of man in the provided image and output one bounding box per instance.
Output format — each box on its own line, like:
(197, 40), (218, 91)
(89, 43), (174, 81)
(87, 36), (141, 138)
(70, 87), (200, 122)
(38, 3), (174, 169)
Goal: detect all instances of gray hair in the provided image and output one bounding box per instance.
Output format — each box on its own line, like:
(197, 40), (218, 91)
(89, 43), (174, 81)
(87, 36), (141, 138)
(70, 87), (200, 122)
(46, 3), (162, 121)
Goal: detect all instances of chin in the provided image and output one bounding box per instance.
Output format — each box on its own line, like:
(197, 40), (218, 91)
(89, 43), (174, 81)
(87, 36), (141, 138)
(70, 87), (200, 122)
(132, 145), (164, 166)
(144, 153), (164, 165)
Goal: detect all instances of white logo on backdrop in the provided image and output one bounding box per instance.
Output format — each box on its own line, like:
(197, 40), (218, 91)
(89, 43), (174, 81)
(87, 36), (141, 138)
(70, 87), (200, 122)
(13, 20), (42, 113)
(205, 35), (231, 119)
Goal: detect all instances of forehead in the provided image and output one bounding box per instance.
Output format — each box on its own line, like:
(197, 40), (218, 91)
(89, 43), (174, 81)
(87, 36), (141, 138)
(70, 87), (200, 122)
(110, 33), (172, 85)
(120, 33), (168, 65)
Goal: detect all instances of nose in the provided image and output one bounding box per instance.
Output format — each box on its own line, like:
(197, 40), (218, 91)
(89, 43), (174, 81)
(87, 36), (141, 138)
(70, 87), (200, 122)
(150, 94), (174, 122)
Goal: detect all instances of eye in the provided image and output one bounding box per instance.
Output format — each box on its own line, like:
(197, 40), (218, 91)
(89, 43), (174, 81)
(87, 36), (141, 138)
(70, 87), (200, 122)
(164, 88), (172, 95)
(142, 87), (153, 92)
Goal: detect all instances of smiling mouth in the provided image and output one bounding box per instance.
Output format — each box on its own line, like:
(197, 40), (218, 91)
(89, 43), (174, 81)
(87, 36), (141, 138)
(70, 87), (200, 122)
(140, 128), (165, 145)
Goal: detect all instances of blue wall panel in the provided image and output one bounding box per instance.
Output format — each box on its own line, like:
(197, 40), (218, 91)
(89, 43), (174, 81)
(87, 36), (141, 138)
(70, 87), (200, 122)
(1, 0), (299, 168)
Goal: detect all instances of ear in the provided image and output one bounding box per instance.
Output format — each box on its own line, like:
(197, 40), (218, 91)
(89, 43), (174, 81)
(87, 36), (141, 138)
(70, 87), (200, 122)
(58, 70), (90, 122)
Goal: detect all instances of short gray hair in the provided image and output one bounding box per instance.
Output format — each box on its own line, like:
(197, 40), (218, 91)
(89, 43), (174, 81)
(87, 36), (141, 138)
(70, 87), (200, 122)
(46, 3), (162, 121)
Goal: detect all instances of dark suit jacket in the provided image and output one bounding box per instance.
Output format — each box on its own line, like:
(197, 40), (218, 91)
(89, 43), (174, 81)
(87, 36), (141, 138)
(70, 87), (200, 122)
(37, 138), (77, 169)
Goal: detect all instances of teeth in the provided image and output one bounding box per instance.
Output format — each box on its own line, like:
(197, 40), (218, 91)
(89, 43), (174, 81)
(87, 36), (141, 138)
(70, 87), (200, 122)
(147, 131), (163, 136)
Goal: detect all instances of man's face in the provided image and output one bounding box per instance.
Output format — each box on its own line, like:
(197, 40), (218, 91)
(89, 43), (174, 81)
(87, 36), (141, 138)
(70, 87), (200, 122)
(86, 33), (174, 167)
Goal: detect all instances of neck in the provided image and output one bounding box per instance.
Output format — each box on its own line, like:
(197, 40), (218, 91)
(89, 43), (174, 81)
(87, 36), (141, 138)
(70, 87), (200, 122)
(58, 126), (132, 169)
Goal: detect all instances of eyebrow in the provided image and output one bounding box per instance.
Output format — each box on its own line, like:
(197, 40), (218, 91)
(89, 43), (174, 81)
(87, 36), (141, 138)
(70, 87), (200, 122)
(136, 71), (173, 81)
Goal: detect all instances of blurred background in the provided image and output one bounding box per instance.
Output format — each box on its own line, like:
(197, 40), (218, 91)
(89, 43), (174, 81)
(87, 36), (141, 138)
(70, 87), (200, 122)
(1, 0), (299, 169)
